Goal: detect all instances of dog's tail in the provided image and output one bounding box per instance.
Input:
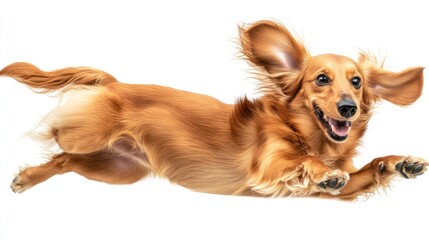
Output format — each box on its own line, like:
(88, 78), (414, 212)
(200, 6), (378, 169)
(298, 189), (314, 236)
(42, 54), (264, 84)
(0, 62), (117, 93)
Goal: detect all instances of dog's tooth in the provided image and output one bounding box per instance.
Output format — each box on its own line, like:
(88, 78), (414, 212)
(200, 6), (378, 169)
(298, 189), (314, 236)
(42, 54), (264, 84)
(330, 124), (336, 134)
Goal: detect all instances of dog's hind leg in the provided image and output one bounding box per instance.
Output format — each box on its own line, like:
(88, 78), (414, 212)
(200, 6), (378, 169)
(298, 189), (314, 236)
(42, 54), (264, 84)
(39, 87), (123, 154)
(11, 146), (151, 193)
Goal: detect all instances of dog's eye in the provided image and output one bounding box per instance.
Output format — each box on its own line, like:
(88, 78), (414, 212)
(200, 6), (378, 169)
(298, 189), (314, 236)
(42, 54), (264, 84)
(316, 74), (330, 86)
(351, 76), (362, 89)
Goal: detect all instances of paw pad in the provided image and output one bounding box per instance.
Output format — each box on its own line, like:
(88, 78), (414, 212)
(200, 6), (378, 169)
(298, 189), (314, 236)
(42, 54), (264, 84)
(317, 177), (346, 190)
(395, 157), (427, 179)
(10, 176), (31, 194)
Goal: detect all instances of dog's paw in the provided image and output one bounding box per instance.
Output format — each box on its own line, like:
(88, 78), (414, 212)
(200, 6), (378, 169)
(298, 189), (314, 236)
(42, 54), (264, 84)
(394, 156), (427, 179)
(316, 170), (349, 194)
(10, 175), (32, 194)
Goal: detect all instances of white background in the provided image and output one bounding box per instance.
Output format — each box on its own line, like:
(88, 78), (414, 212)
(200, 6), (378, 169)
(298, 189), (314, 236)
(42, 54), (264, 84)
(1, 0), (428, 239)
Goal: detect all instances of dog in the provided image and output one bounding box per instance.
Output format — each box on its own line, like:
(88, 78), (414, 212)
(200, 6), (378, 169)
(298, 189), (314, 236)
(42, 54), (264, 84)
(1, 20), (426, 200)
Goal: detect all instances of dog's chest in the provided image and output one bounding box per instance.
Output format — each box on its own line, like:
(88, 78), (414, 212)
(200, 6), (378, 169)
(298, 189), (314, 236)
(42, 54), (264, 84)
(310, 146), (353, 169)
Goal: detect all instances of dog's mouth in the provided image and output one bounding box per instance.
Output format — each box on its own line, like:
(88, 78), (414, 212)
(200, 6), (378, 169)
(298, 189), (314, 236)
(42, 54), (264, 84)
(313, 104), (351, 142)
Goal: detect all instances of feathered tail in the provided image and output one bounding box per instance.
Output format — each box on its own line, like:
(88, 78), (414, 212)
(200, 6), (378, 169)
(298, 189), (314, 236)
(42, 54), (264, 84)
(0, 62), (117, 93)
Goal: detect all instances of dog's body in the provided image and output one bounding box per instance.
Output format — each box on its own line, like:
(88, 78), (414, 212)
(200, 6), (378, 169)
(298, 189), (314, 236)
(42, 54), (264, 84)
(1, 20), (427, 200)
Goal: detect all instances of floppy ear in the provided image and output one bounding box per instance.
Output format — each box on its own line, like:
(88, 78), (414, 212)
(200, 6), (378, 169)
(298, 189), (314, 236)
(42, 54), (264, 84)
(361, 54), (424, 106)
(240, 20), (309, 96)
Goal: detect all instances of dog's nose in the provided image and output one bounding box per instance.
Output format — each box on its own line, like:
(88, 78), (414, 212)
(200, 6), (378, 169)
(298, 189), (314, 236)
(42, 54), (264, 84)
(337, 97), (357, 118)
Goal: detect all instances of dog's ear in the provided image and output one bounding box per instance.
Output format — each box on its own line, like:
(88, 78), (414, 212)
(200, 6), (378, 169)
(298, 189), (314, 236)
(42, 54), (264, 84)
(240, 20), (309, 98)
(240, 20), (308, 74)
(360, 54), (424, 106)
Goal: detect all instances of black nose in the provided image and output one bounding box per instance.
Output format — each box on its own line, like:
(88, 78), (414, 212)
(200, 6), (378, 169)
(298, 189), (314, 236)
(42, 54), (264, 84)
(337, 97), (357, 118)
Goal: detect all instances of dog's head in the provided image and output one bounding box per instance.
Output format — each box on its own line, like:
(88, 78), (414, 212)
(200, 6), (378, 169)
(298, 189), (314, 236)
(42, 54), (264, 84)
(240, 20), (423, 143)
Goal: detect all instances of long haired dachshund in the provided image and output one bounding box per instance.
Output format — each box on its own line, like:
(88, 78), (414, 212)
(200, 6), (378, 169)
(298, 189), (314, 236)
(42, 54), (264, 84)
(1, 20), (426, 200)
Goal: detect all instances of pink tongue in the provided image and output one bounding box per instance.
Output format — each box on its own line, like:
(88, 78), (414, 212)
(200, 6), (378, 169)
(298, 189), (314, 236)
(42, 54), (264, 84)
(328, 119), (350, 137)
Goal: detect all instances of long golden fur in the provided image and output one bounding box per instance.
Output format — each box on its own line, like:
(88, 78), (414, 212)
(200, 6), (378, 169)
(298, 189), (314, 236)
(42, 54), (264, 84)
(1, 20), (427, 200)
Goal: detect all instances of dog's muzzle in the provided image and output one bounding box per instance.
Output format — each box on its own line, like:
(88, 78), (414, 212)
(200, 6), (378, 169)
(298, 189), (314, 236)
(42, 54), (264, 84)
(314, 104), (352, 142)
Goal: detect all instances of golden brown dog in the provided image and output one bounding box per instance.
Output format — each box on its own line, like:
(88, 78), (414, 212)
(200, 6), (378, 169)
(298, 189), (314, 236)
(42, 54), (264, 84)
(1, 20), (426, 200)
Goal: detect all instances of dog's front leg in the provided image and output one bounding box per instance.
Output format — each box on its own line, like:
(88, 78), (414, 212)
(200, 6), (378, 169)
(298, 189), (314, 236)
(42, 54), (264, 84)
(246, 156), (350, 197)
(337, 155), (427, 200)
